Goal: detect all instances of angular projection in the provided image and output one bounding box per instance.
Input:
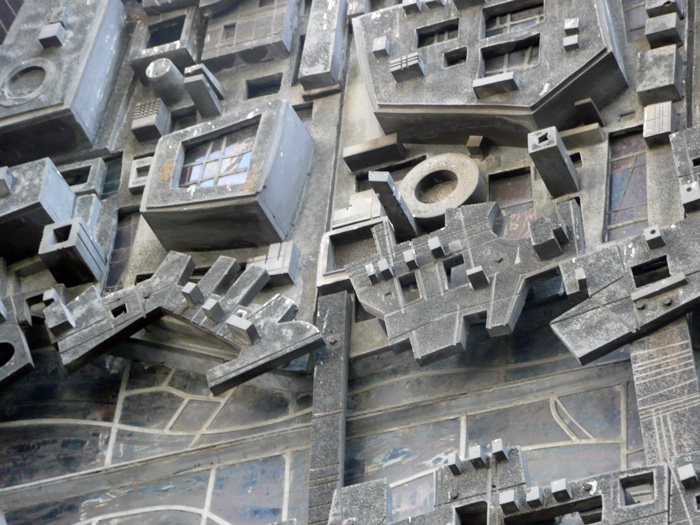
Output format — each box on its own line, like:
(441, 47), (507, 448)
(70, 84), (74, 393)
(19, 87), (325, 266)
(551, 215), (700, 365)
(346, 200), (585, 365)
(43, 252), (324, 393)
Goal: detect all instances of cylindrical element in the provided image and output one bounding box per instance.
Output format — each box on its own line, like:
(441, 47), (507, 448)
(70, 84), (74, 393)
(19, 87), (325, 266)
(145, 58), (186, 106)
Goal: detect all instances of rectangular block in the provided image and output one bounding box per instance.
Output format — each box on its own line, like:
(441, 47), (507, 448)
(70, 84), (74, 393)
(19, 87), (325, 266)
(646, 0), (684, 18)
(343, 133), (406, 171)
(131, 99), (171, 142)
(645, 12), (683, 48)
(390, 52), (426, 82)
(528, 127), (579, 196)
(473, 71), (520, 98)
(643, 101), (678, 145)
(0, 158), (76, 263)
(183, 74), (223, 118)
(298, 0), (347, 89)
(637, 45), (683, 104)
(38, 218), (107, 286)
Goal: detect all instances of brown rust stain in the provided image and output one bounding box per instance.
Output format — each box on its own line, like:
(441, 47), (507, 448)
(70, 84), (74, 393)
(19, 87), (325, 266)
(160, 160), (175, 182)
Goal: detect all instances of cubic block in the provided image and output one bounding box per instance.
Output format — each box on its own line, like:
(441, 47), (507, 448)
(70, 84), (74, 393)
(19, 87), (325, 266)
(131, 99), (171, 142)
(645, 12), (683, 48)
(38, 218), (107, 286)
(372, 36), (391, 58)
(39, 22), (67, 48)
(637, 45), (683, 105)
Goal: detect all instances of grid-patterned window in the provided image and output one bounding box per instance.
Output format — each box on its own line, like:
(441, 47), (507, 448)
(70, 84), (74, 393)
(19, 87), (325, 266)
(483, 38), (539, 77)
(606, 132), (648, 241)
(180, 127), (256, 188)
(417, 20), (459, 48)
(489, 167), (534, 240)
(623, 0), (647, 42)
(484, 3), (544, 38)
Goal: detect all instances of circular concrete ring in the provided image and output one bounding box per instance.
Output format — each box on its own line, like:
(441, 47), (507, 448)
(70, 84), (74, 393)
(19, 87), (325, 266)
(402, 153), (487, 228)
(0, 58), (55, 107)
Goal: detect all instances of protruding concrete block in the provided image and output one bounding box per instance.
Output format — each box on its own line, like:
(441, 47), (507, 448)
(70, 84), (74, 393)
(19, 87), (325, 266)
(646, 0), (684, 18)
(247, 242), (301, 286)
(574, 98), (605, 126)
(468, 443), (489, 468)
(473, 71), (519, 98)
(403, 249), (419, 270)
(390, 52), (426, 82)
(643, 101), (678, 145)
(491, 438), (509, 461)
(366, 263), (380, 285)
(39, 22), (67, 48)
(369, 171), (418, 241)
(677, 463), (699, 488)
(530, 210), (570, 259)
(38, 218), (107, 286)
(564, 18), (580, 34)
(528, 127), (579, 197)
(637, 45), (683, 105)
(226, 313), (260, 344)
(131, 99), (171, 142)
(526, 486), (544, 507)
(372, 36), (391, 58)
(466, 136), (489, 158)
(499, 489), (521, 514)
(185, 63), (224, 99)
(202, 297), (226, 323)
(343, 134), (406, 171)
(181, 282), (204, 306)
(551, 478), (572, 501)
(377, 258), (394, 280)
(467, 266), (489, 289)
(428, 236), (446, 258)
(401, 0), (423, 13)
(644, 225), (665, 248)
(452, 0), (484, 9)
(681, 181), (700, 212)
(446, 452), (465, 475)
(184, 73), (223, 119)
(645, 12), (683, 48)
(563, 35), (580, 51)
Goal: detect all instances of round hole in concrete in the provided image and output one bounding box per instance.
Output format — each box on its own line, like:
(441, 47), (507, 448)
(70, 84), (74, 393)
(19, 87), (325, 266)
(415, 170), (458, 204)
(0, 342), (14, 368)
(8, 66), (46, 97)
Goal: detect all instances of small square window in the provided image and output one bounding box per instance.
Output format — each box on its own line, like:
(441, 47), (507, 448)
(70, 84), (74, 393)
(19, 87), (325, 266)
(147, 16), (185, 49)
(399, 273), (420, 304)
(222, 23), (236, 42)
(620, 472), (654, 506)
(632, 256), (670, 288)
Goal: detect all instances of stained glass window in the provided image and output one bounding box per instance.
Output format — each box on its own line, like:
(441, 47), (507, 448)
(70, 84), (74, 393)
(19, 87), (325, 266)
(606, 132), (648, 241)
(180, 126), (257, 188)
(489, 168), (535, 240)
